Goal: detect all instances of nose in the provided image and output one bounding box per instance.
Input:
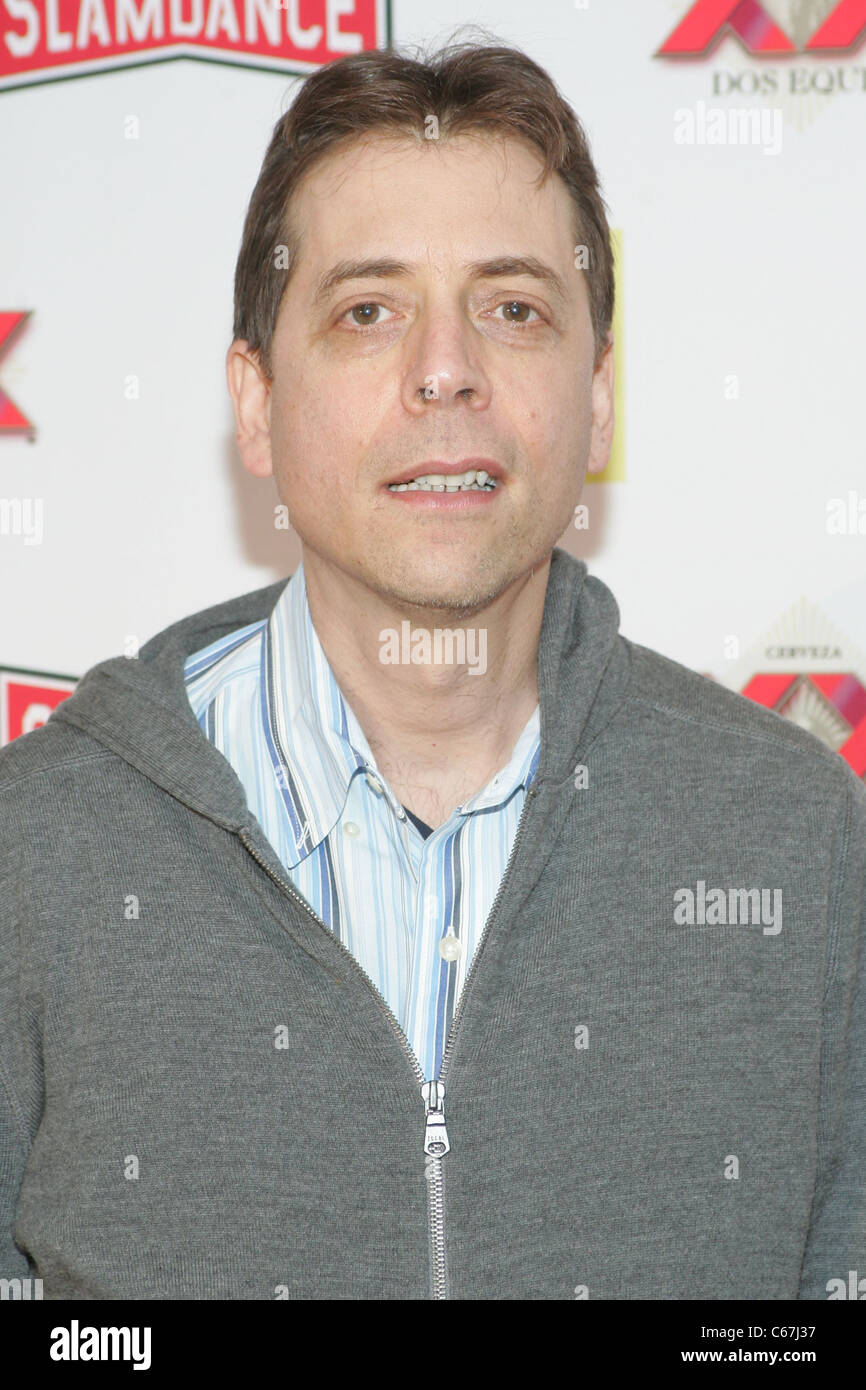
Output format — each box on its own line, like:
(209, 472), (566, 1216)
(400, 298), (492, 414)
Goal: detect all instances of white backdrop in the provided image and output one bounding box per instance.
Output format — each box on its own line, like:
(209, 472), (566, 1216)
(2, 0), (865, 762)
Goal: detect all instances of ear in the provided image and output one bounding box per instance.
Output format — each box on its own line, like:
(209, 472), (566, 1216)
(225, 340), (274, 479)
(586, 335), (614, 475)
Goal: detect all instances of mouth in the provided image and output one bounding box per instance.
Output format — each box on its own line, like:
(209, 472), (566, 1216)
(384, 460), (503, 493)
(387, 469), (498, 493)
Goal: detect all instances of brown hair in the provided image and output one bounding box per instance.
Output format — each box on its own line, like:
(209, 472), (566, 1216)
(232, 28), (615, 378)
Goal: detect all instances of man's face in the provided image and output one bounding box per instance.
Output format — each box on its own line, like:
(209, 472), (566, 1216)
(233, 130), (613, 615)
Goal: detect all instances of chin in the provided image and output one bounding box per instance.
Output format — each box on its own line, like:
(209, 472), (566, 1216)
(373, 566), (509, 618)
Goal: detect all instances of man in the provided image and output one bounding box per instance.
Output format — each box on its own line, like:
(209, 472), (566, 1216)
(1, 37), (863, 1301)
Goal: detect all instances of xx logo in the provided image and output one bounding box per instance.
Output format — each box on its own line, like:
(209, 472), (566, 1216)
(657, 0), (866, 57)
(0, 312), (34, 437)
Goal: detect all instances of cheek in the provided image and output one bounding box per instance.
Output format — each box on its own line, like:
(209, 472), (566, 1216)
(517, 359), (578, 431)
(543, 364), (592, 453)
(269, 375), (380, 511)
(284, 359), (379, 448)
(269, 378), (344, 482)
(522, 395), (576, 474)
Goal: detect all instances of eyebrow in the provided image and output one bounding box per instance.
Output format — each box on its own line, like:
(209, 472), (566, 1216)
(311, 255), (570, 308)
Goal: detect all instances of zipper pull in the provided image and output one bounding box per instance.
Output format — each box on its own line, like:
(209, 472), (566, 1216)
(421, 1080), (450, 1157)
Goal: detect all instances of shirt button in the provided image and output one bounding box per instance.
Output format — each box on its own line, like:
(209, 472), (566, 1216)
(365, 773), (383, 794)
(343, 821), (360, 837)
(439, 933), (462, 962)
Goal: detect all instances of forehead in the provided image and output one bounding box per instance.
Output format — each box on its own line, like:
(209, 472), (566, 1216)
(286, 131), (577, 270)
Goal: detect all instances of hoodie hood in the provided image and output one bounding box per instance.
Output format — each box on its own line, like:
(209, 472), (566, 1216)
(49, 546), (631, 828)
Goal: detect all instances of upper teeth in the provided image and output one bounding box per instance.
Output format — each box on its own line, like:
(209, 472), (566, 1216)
(388, 469), (496, 492)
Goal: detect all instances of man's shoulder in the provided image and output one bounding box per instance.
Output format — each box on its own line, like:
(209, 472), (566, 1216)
(0, 574), (291, 796)
(0, 706), (106, 791)
(621, 634), (862, 794)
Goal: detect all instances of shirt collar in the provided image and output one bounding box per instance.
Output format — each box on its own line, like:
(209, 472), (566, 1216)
(265, 562), (540, 863)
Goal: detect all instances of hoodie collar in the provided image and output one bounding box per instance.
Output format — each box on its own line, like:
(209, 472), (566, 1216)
(50, 548), (630, 829)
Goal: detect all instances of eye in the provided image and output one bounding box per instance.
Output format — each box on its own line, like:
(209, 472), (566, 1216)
(341, 302), (397, 328)
(492, 300), (541, 326)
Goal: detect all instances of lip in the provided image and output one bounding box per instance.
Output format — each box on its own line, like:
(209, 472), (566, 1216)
(382, 458), (504, 487)
(384, 486), (500, 510)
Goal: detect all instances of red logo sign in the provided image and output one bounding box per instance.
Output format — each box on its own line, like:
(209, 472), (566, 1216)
(658, 0), (866, 57)
(0, 0), (390, 90)
(0, 667), (77, 744)
(741, 672), (866, 778)
(0, 311), (33, 436)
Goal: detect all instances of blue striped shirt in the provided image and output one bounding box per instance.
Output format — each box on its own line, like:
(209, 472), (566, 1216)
(184, 562), (540, 1081)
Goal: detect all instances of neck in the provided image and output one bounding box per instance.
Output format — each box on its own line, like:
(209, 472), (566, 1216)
(300, 553), (549, 827)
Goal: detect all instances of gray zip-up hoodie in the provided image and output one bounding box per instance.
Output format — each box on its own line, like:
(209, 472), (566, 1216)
(1, 548), (864, 1299)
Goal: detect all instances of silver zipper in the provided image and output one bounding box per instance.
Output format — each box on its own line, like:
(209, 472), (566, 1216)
(238, 779), (538, 1300)
(423, 783), (538, 1296)
(421, 1080), (450, 1157)
(422, 1080), (450, 1298)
